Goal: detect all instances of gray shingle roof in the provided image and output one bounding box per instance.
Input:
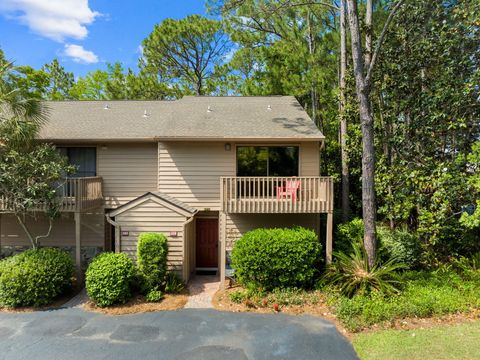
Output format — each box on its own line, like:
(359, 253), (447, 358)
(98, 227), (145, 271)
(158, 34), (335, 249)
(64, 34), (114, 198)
(109, 191), (197, 217)
(37, 96), (324, 141)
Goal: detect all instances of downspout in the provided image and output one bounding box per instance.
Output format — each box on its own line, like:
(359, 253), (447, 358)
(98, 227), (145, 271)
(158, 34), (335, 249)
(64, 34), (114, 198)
(105, 214), (121, 253)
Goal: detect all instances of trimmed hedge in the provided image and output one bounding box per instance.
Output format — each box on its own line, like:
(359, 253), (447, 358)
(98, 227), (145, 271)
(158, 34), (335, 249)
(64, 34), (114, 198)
(0, 248), (74, 308)
(85, 252), (135, 307)
(137, 232), (168, 293)
(231, 227), (322, 290)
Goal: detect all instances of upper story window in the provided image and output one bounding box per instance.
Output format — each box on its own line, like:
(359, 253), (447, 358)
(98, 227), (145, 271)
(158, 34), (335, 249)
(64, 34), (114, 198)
(57, 147), (96, 177)
(237, 146), (299, 176)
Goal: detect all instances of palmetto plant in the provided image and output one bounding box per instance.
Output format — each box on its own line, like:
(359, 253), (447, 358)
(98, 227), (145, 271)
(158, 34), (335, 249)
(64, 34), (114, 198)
(323, 242), (406, 298)
(0, 60), (47, 148)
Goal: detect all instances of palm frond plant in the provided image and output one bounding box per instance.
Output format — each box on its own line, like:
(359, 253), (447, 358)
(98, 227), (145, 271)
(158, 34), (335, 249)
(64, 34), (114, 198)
(322, 242), (406, 298)
(0, 60), (48, 149)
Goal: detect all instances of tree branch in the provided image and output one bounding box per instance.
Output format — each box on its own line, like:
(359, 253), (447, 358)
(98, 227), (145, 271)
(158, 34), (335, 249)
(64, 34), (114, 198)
(365, 0), (405, 87)
(16, 214), (36, 249)
(35, 218), (53, 247)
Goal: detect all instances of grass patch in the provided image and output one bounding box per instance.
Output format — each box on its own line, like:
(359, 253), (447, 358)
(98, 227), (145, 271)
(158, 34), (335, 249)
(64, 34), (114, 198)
(329, 270), (480, 332)
(353, 321), (480, 360)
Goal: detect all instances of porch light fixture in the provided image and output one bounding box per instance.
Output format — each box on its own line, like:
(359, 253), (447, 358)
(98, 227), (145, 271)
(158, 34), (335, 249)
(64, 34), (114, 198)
(143, 109), (150, 118)
(224, 143), (231, 151)
(103, 104), (110, 110)
(101, 145), (108, 151)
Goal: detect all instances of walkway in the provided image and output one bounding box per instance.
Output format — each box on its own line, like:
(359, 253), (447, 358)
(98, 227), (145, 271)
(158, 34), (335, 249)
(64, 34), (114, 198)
(0, 307), (358, 360)
(184, 275), (220, 309)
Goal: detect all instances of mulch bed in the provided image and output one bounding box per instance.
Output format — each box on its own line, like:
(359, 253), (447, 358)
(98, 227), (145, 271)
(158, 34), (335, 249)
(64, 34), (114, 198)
(212, 283), (480, 337)
(82, 290), (189, 315)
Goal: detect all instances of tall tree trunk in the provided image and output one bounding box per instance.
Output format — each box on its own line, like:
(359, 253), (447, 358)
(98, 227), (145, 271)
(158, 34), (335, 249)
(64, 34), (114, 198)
(346, 0), (377, 269)
(339, 0), (350, 222)
(307, 10), (318, 126)
(365, 0), (373, 68)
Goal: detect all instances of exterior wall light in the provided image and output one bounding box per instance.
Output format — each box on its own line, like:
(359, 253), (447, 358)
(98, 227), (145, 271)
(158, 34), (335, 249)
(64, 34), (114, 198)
(225, 143), (231, 151)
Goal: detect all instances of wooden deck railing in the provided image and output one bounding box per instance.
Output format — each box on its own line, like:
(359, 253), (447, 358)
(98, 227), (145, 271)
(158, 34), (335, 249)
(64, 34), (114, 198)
(220, 176), (333, 213)
(0, 176), (103, 213)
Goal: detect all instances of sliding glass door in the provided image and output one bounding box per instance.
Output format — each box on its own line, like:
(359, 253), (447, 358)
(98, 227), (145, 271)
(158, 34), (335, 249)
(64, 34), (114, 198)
(236, 146), (299, 176)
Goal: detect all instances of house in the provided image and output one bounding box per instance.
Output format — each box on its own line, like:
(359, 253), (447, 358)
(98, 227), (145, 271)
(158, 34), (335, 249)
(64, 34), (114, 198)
(0, 96), (334, 283)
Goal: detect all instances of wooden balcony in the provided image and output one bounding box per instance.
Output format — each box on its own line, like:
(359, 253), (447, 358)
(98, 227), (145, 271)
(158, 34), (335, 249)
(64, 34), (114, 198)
(0, 176), (103, 213)
(220, 176), (334, 214)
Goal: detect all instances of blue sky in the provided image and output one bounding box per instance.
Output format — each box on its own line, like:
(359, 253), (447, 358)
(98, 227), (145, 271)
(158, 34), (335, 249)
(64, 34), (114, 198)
(0, 0), (207, 77)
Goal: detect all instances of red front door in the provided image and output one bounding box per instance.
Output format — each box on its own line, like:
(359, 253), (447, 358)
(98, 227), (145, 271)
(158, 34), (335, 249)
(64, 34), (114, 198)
(196, 218), (219, 268)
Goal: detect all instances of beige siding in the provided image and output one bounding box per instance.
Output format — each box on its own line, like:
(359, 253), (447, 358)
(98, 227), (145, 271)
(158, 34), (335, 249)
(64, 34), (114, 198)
(0, 212), (104, 248)
(98, 143), (158, 208)
(183, 218), (195, 281)
(115, 199), (187, 274)
(225, 213), (319, 250)
(158, 142), (236, 211)
(158, 141), (320, 211)
(300, 142), (320, 176)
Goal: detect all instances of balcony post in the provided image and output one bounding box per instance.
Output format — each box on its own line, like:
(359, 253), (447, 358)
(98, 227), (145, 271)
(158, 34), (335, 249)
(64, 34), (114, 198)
(74, 211), (82, 283)
(219, 211), (227, 289)
(326, 211), (333, 264)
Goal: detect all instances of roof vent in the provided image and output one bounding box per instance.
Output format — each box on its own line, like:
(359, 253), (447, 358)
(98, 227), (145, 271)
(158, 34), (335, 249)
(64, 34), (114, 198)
(267, 105), (272, 111)
(207, 106), (212, 113)
(143, 109), (150, 118)
(103, 104), (110, 110)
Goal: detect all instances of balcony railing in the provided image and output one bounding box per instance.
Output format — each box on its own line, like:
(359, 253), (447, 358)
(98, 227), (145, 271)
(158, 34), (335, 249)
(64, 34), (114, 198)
(221, 176), (333, 213)
(0, 176), (103, 213)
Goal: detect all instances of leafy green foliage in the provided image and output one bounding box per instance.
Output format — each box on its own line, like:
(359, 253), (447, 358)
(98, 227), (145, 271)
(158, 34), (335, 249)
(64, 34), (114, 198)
(230, 287), (322, 308)
(164, 271), (185, 294)
(336, 218), (422, 269)
(0, 248), (74, 308)
(85, 253), (135, 307)
(377, 226), (422, 269)
(145, 289), (163, 303)
(142, 15), (230, 95)
(231, 227), (322, 290)
(136, 232), (168, 294)
(332, 268), (480, 332)
(335, 218), (364, 255)
(374, 0), (480, 259)
(323, 242), (405, 297)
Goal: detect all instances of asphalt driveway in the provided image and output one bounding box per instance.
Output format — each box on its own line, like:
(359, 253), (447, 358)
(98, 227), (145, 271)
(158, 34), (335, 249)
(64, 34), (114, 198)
(0, 307), (357, 360)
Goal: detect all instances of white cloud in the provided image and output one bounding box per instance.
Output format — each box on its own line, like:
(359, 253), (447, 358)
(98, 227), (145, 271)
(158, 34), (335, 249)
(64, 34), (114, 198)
(0, 0), (99, 42)
(64, 44), (98, 64)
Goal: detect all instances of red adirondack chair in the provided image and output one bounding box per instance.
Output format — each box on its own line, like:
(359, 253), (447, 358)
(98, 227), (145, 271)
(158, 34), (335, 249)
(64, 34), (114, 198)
(276, 178), (300, 201)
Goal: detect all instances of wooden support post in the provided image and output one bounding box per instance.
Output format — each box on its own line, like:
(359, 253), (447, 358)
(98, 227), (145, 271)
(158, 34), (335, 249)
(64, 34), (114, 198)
(74, 212), (82, 283)
(219, 211), (227, 289)
(326, 212), (333, 264)
(115, 225), (120, 253)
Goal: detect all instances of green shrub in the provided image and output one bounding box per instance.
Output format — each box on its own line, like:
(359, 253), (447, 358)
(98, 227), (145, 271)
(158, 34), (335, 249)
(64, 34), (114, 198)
(322, 242), (405, 297)
(335, 218), (422, 269)
(231, 227), (322, 290)
(378, 226), (422, 269)
(332, 269), (480, 332)
(0, 248), (74, 308)
(335, 218), (364, 255)
(136, 232), (168, 293)
(145, 289), (163, 302)
(164, 271), (185, 294)
(85, 252), (135, 307)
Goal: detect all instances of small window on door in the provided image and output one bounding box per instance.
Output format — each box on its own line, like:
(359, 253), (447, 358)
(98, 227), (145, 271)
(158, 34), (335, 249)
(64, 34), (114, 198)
(58, 147), (96, 177)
